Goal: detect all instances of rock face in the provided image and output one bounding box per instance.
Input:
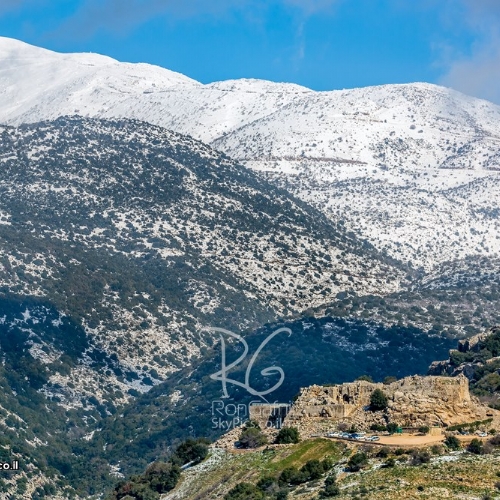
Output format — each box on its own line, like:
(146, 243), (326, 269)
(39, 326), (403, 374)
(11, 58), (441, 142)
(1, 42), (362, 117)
(284, 375), (498, 433)
(428, 326), (500, 380)
(458, 329), (497, 353)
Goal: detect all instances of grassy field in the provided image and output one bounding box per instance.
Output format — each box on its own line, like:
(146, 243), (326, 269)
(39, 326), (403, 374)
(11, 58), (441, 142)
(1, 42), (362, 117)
(164, 439), (500, 500)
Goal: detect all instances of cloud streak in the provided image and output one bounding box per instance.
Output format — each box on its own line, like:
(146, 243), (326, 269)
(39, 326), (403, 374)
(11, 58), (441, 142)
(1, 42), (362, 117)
(438, 0), (500, 103)
(440, 41), (500, 104)
(55, 0), (341, 39)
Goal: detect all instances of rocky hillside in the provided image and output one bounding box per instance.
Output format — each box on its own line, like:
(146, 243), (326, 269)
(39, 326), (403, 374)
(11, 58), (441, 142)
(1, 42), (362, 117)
(429, 326), (500, 407)
(1, 37), (500, 269)
(0, 116), (403, 406)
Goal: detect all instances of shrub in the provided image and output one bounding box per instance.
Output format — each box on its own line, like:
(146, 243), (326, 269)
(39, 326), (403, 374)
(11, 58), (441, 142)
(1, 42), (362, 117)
(172, 438), (209, 466)
(320, 475), (340, 497)
(383, 376), (397, 385)
(444, 436), (461, 450)
(144, 462), (181, 494)
(376, 447), (389, 458)
(256, 476), (276, 492)
(418, 426), (430, 435)
(238, 427), (268, 449)
(384, 457), (396, 468)
(430, 445), (443, 455)
(347, 452), (368, 472)
(467, 438), (483, 455)
(244, 420), (261, 429)
(386, 423), (399, 434)
(301, 460), (326, 481)
(279, 467), (304, 486)
(356, 375), (374, 382)
(224, 482), (264, 500)
(410, 451), (430, 465)
(370, 389), (388, 411)
(275, 427), (300, 444)
(489, 434), (500, 446)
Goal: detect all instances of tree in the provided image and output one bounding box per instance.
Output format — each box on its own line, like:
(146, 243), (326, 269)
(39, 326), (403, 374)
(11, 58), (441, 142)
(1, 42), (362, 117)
(301, 459), (327, 481)
(279, 467), (304, 486)
(238, 427), (268, 449)
(467, 438), (483, 455)
(386, 422), (399, 434)
(347, 452), (368, 472)
(370, 389), (388, 411)
(224, 483), (264, 500)
(275, 427), (300, 444)
(173, 438), (209, 466)
(356, 375), (374, 383)
(320, 475), (340, 497)
(444, 435), (461, 450)
(144, 461), (181, 494)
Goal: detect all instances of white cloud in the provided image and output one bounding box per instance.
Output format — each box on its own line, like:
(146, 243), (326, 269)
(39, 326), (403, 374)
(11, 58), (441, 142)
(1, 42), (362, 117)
(440, 42), (500, 104)
(438, 0), (500, 104)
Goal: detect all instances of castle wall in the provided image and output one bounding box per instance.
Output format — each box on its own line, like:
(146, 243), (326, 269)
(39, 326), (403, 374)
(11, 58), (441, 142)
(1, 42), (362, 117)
(283, 375), (496, 432)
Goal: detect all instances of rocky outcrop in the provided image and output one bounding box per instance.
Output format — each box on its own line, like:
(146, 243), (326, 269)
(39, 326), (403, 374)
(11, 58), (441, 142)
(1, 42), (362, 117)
(458, 331), (492, 353)
(283, 375), (499, 433)
(428, 326), (500, 381)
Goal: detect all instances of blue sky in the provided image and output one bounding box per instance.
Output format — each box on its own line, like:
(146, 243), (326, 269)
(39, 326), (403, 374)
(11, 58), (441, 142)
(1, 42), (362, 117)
(1, 0), (499, 102)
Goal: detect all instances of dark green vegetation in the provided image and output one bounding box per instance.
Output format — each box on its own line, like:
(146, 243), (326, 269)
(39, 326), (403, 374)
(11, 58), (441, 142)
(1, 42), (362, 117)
(275, 427), (300, 445)
(467, 438), (484, 455)
(107, 438), (208, 500)
(347, 452), (368, 472)
(239, 425), (268, 449)
(447, 418), (493, 432)
(0, 310), (455, 495)
(317, 257), (500, 338)
(369, 389), (388, 411)
(444, 435), (461, 450)
(174, 437), (500, 499)
(224, 457), (336, 499)
(431, 327), (500, 404)
(0, 117), (498, 497)
(108, 462), (181, 500)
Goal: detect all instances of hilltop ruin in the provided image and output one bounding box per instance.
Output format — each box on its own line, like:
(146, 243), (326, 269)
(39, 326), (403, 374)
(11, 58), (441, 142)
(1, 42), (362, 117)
(279, 374), (499, 434)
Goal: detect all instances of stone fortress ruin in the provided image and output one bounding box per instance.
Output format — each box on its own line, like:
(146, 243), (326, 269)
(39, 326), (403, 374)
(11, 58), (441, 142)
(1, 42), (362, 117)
(256, 375), (499, 435)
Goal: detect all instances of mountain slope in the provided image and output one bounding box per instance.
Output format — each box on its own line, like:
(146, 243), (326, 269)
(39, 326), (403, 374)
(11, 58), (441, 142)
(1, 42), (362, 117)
(0, 116), (403, 406)
(1, 38), (500, 269)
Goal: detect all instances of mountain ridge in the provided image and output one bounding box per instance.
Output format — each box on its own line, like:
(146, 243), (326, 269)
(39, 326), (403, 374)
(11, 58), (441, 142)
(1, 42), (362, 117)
(1, 37), (499, 269)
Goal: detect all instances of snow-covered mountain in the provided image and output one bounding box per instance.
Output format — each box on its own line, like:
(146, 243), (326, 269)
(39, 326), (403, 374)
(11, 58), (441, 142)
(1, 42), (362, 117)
(0, 116), (403, 406)
(1, 37), (500, 269)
